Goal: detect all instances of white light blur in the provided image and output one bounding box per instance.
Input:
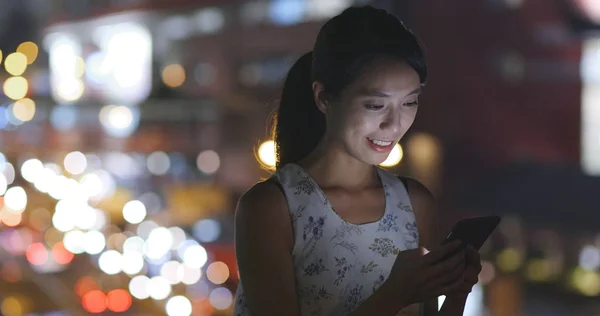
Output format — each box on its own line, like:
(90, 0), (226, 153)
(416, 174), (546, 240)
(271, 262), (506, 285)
(159, 15), (192, 40)
(74, 204), (97, 230)
(129, 275), (151, 299)
(91, 208), (108, 231)
(84, 170), (115, 201)
(63, 230), (85, 254)
(99, 105), (140, 138)
(192, 219), (221, 243)
(306, 0), (351, 20)
(178, 264), (202, 285)
(161, 261), (183, 285)
(144, 227), (174, 260)
(21, 158), (44, 183)
(182, 244), (208, 269)
(177, 239), (199, 260)
(0, 174), (7, 195)
(147, 276), (172, 300)
(168, 227), (187, 250)
(2, 162), (15, 185)
(98, 250), (122, 275)
(166, 296), (192, 316)
(48, 175), (74, 200)
(64, 151), (87, 175)
(194, 8), (225, 34)
(34, 167), (58, 194)
(103, 152), (143, 179)
(463, 283), (484, 316)
(121, 252), (145, 275)
(196, 150), (220, 174)
(52, 198), (86, 232)
(579, 245), (600, 271)
(147, 151), (170, 175)
(122, 200), (146, 224)
(92, 22), (152, 105)
(83, 230), (106, 255)
(209, 287), (233, 310)
(47, 33), (84, 103)
(4, 186), (27, 213)
(123, 236), (145, 255)
(581, 38), (600, 176)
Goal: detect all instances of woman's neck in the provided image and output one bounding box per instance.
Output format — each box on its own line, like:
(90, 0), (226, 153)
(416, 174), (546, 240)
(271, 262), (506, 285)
(298, 138), (379, 190)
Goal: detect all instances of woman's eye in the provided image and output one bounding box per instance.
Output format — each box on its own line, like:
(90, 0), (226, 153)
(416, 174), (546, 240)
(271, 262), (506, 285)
(365, 104), (384, 110)
(404, 101), (419, 107)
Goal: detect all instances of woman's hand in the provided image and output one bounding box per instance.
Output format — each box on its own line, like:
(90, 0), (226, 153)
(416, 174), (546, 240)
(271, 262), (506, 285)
(447, 245), (482, 296)
(385, 240), (467, 309)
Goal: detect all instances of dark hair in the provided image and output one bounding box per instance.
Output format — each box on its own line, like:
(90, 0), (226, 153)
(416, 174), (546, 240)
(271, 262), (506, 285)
(273, 6), (427, 169)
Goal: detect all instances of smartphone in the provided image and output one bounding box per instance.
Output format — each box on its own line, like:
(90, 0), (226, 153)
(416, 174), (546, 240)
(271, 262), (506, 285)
(442, 216), (501, 250)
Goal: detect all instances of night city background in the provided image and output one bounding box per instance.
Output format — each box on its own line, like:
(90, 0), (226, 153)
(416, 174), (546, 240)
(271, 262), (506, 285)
(1, 0), (600, 315)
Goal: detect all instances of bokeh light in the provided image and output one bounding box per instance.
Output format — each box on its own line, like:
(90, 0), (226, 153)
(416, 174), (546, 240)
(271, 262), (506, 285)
(107, 289), (132, 313)
(129, 275), (150, 299)
(16, 41), (39, 64)
(147, 276), (172, 300)
(258, 140), (276, 168)
(4, 52), (28, 76)
(122, 200), (146, 224)
(379, 143), (403, 167)
(3, 76), (29, 100)
(4, 186), (27, 213)
(64, 151), (87, 175)
(25, 243), (48, 266)
(192, 219), (221, 243)
(166, 296), (193, 316)
(197, 150), (221, 174)
(82, 290), (107, 314)
(209, 287), (233, 310)
(162, 64), (186, 88)
(11, 98), (36, 122)
(207, 261), (230, 285)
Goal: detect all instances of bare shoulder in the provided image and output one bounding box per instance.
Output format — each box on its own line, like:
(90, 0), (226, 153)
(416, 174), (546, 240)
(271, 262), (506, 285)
(235, 178), (292, 245)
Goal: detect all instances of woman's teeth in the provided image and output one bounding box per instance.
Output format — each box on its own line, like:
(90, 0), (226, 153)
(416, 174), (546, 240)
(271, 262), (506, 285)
(368, 138), (392, 146)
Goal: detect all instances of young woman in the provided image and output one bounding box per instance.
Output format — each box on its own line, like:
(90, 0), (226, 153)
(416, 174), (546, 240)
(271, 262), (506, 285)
(233, 6), (481, 316)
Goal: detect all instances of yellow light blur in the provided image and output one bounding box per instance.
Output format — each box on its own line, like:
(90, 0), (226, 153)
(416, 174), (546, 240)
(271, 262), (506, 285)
(162, 64), (186, 88)
(525, 259), (553, 282)
(4, 53), (28, 76)
(3, 77), (29, 100)
(570, 266), (600, 296)
(0, 296), (23, 316)
(0, 50), (3, 65)
(257, 140), (276, 168)
(16, 42), (39, 65)
(12, 98), (36, 122)
(496, 247), (523, 273)
(379, 144), (403, 167)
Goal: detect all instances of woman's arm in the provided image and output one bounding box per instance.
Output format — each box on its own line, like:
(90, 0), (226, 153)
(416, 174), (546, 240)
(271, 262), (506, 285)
(235, 181), (300, 315)
(404, 178), (467, 316)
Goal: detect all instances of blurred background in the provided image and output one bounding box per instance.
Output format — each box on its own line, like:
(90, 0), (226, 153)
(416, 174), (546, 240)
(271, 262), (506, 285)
(0, 0), (599, 315)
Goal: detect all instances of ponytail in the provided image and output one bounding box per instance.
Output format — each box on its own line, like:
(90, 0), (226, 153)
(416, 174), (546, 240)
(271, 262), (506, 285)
(273, 52), (325, 170)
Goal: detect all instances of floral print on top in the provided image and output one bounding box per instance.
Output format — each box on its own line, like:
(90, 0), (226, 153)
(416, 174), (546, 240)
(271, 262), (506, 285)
(234, 163), (421, 316)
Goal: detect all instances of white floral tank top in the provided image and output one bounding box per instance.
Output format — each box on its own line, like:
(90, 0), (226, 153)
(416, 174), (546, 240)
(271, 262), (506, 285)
(234, 163), (421, 315)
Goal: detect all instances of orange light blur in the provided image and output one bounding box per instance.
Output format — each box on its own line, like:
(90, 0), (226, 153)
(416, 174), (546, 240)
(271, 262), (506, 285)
(107, 289), (132, 313)
(75, 276), (99, 298)
(192, 298), (215, 316)
(25, 243), (48, 266)
(82, 290), (107, 314)
(52, 241), (74, 264)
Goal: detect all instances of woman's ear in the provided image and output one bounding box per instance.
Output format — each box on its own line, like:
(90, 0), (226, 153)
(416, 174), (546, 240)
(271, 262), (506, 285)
(312, 81), (328, 115)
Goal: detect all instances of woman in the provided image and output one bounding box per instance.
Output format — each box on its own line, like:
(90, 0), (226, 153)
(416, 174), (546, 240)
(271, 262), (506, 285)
(234, 6), (481, 316)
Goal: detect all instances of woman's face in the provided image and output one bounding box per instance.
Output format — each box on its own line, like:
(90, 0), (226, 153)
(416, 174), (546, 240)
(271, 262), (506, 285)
(322, 57), (422, 165)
